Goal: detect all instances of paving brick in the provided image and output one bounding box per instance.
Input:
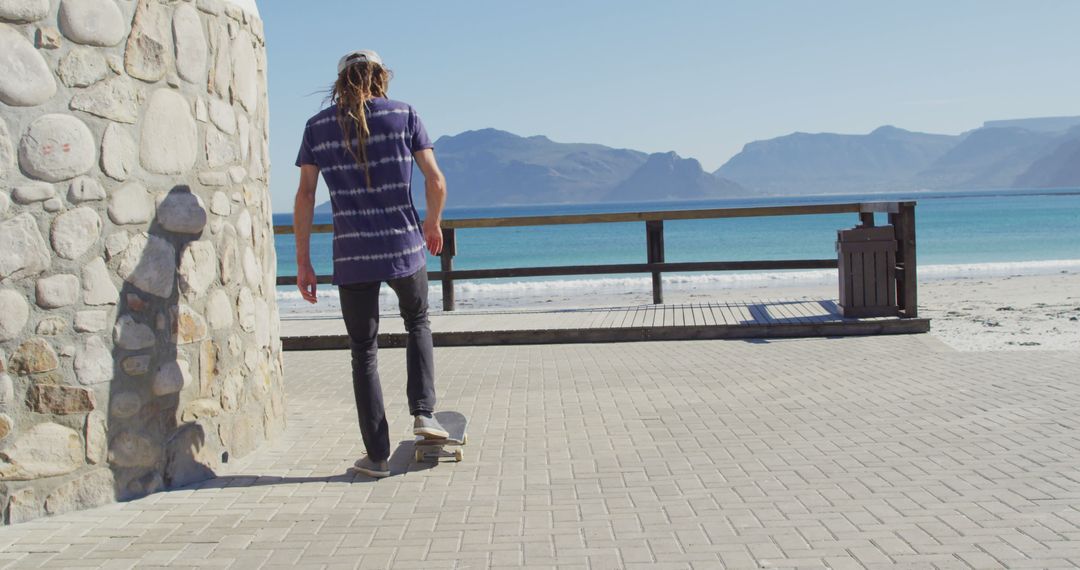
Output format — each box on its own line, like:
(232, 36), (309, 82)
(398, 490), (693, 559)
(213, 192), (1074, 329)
(1, 337), (1079, 568)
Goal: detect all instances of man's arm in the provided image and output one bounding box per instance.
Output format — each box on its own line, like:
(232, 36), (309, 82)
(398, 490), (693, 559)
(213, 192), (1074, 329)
(294, 164), (320, 303)
(414, 148), (447, 255)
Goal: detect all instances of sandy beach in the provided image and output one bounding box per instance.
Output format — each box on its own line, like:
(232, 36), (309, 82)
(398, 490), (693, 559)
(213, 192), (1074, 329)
(665, 270), (1080, 352)
(917, 271), (1080, 351)
(615, 270), (1080, 352)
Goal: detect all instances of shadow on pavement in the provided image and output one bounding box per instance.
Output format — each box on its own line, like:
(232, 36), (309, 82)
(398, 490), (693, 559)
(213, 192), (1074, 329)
(176, 439), (443, 490)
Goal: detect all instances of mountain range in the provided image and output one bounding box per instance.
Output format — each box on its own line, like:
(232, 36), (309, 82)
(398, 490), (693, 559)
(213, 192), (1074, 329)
(413, 129), (746, 207)
(315, 115), (1080, 210)
(714, 116), (1080, 196)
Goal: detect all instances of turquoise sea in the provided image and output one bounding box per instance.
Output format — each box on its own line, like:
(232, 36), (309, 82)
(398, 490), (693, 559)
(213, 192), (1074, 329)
(272, 188), (1080, 313)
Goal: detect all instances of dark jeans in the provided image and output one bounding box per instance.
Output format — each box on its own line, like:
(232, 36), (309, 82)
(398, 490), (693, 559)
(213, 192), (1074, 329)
(338, 269), (436, 461)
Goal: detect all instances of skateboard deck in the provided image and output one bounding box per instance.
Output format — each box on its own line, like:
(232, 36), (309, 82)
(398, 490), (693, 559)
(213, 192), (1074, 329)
(414, 411), (467, 462)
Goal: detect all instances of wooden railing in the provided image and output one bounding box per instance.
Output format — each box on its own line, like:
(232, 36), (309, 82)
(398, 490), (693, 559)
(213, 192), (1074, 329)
(274, 201), (918, 317)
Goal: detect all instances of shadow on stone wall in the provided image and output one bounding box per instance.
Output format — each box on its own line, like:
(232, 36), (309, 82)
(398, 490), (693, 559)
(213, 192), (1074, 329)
(108, 186), (217, 500)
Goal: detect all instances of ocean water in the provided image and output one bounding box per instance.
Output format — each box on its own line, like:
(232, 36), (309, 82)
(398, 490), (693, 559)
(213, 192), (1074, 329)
(272, 189), (1080, 314)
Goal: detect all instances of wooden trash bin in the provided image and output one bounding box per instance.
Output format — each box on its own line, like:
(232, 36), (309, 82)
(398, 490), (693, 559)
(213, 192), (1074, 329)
(836, 225), (898, 318)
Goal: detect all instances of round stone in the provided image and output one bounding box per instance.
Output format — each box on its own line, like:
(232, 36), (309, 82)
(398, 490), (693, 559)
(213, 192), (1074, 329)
(73, 310), (107, 333)
(206, 289), (232, 330)
(44, 468), (114, 515)
(0, 23), (57, 106)
(18, 114), (96, 182)
(205, 128), (239, 168)
(172, 304), (207, 344)
(121, 355), (150, 376)
(116, 232), (176, 298)
(51, 207), (102, 260)
(110, 391), (141, 418)
(36, 274), (80, 308)
(237, 209), (252, 242)
(108, 182), (152, 225)
(0, 289), (29, 342)
(198, 171), (228, 186)
(81, 257), (118, 306)
(9, 337), (59, 375)
(35, 25), (61, 49)
(228, 166), (246, 184)
(209, 23), (231, 98)
(250, 137), (268, 180)
(12, 182), (55, 204)
(0, 422), (82, 480)
(140, 89), (198, 174)
(156, 189), (207, 234)
(70, 75), (139, 124)
(74, 336), (112, 385)
(124, 0), (167, 82)
(194, 96), (208, 122)
(84, 412), (107, 463)
(35, 316), (65, 336)
(58, 0), (127, 47)
(219, 228), (240, 286)
(153, 359), (191, 396)
(0, 214), (52, 282)
(101, 123), (136, 182)
(209, 98), (236, 134)
(57, 47), (109, 87)
(0, 373), (13, 407)
(0, 116), (14, 178)
(242, 246), (260, 289)
(109, 430), (159, 467)
(237, 114), (250, 162)
(231, 30), (258, 113)
(67, 177), (106, 203)
(0, 0), (50, 23)
(26, 383), (96, 414)
(104, 231), (129, 258)
(179, 241), (216, 297)
(173, 4), (207, 84)
(210, 191), (230, 216)
(113, 315), (155, 350)
(237, 287), (255, 332)
(254, 297), (270, 348)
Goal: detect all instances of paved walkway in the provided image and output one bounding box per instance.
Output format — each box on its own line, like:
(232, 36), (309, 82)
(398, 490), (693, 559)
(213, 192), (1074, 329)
(2, 335), (1080, 569)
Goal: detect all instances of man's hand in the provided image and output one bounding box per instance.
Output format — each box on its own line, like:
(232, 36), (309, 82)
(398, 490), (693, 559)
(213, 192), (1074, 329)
(414, 149), (447, 256)
(297, 262), (318, 304)
(423, 218), (443, 255)
(294, 164), (320, 304)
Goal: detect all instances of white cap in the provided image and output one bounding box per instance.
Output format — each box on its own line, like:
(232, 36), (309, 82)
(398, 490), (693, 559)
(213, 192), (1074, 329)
(337, 50), (383, 74)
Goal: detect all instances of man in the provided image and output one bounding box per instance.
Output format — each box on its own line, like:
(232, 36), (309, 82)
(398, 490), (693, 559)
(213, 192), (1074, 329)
(293, 50), (448, 478)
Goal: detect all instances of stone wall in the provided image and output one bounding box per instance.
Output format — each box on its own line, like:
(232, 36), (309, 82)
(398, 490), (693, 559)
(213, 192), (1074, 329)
(0, 0), (284, 524)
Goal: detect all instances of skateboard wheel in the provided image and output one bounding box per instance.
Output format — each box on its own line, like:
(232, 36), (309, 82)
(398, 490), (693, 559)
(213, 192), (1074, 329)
(414, 450), (423, 462)
(462, 434), (468, 446)
(454, 449), (463, 462)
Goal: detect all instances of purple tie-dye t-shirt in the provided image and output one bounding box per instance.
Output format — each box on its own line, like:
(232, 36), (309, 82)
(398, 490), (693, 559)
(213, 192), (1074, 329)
(295, 98), (433, 285)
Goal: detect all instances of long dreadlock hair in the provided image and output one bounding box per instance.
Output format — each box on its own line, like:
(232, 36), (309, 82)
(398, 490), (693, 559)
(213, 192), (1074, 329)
(330, 61), (393, 187)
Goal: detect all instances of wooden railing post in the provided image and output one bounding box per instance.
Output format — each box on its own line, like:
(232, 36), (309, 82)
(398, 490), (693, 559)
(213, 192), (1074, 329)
(440, 228), (457, 312)
(889, 202), (917, 318)
(646, 220), (665, 304)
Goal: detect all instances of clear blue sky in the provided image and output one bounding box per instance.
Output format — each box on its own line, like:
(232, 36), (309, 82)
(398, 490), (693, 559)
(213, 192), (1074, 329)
(263, 1), (1080, 212)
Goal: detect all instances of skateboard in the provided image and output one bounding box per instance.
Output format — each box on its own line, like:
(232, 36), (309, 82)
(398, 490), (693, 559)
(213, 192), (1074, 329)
(414, 411), (468, 462)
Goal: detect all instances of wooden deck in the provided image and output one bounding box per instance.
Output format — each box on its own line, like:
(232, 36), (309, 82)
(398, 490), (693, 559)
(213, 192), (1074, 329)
(280, 299), (930, 350)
